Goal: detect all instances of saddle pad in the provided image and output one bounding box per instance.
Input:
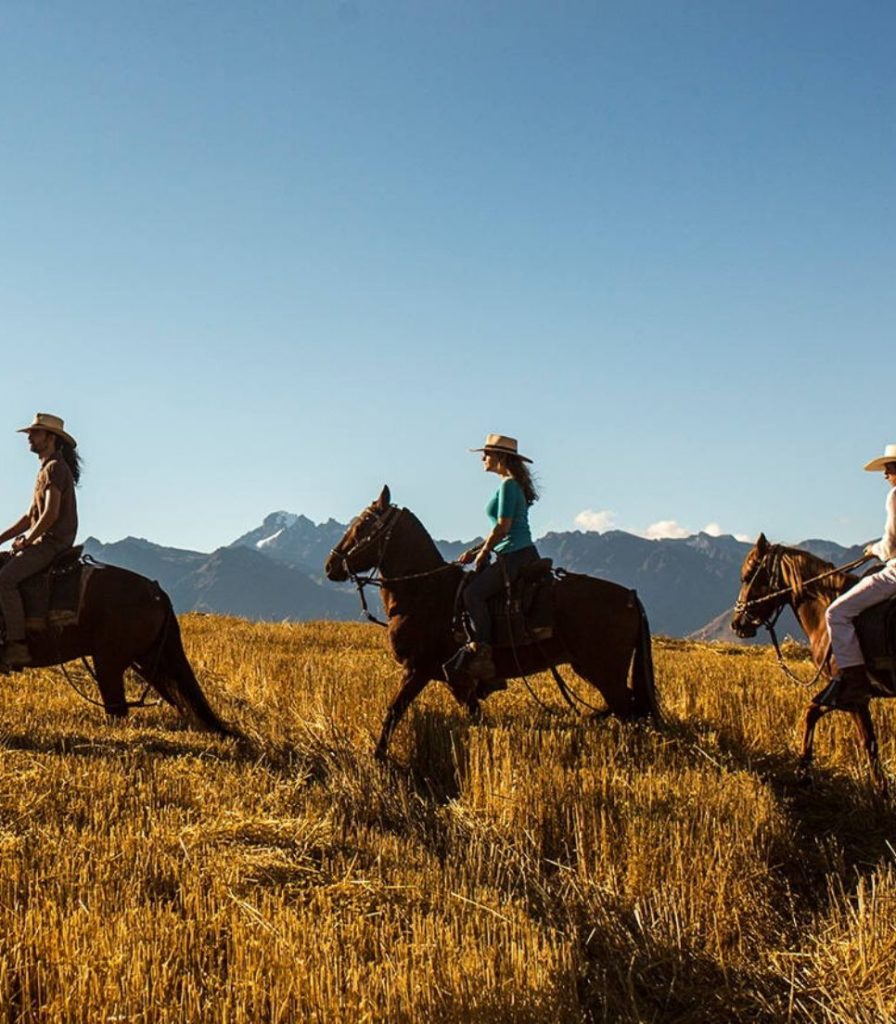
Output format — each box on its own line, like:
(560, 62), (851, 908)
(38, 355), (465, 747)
(857, 596), (896, 694)
(22, 560), (94, 633)
(488, 574), (555, 648)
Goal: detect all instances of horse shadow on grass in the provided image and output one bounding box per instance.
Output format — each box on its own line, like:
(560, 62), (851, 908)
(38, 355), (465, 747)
(382, 707), (802, 1023)
(0, 722), (254, 765)
(393, 697), (896, 914)
(662, 712), (896, 914)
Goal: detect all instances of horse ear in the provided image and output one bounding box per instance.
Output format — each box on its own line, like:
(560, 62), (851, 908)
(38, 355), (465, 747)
(376, 485), (391, 511)
(756, 532), (768, 552)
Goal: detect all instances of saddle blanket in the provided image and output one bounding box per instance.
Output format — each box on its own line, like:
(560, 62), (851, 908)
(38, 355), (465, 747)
(0, 549), (93, 636)
(857, 595), (896, 694)
(456, 558), (555, 649)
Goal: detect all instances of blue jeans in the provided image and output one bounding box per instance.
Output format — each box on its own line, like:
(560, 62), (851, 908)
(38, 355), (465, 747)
(463, 545), (539, 644)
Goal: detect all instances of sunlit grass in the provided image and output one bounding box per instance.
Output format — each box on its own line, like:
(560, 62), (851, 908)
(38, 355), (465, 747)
(0, 617), (894, 1021)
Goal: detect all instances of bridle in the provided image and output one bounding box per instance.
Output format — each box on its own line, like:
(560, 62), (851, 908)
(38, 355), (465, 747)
(330, 504), (405, 579)
(734, 545), (871, 686)
(329, 504), (459, 626)
(733, 546), (793, 631)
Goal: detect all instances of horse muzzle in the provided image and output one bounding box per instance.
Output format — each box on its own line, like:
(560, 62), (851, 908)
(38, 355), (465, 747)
(324, 553), (348, 581)
(730, 614), (757, 639)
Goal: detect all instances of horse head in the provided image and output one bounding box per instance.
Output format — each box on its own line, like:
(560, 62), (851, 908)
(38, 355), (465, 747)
(324, 485), (399, 581)
(731, 533), (790, 638)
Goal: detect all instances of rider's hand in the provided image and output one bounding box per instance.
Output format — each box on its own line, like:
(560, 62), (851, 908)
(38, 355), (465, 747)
(11, 535), (28, 553)
(458, 548), (476, 565)
(864, 544), (878, 559)
(473, 549), (489, 572)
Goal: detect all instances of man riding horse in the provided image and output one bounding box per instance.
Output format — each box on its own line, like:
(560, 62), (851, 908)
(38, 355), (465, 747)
(818, 442), (896, 707)
(0, 413), (81, 668)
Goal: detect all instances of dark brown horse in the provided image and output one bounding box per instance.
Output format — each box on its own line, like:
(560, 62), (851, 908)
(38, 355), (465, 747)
(731, 533), (886, 790)
(3, 558), (231, 735)
(324, 486), (661, 759)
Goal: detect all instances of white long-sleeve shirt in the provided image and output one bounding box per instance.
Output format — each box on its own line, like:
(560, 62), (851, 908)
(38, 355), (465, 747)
(871, 487), (896, 565)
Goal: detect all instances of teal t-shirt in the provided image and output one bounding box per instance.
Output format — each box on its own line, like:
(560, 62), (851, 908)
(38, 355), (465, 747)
(486, 477), (533, 554)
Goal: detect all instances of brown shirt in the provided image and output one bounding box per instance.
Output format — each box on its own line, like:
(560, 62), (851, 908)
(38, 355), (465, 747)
(29, 453), (78, 546)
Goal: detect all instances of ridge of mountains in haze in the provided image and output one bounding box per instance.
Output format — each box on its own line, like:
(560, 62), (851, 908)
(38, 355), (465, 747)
(82, 511), (865, 640)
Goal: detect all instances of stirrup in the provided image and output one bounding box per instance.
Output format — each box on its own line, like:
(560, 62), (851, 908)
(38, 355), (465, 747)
(0, 642), (32, 669)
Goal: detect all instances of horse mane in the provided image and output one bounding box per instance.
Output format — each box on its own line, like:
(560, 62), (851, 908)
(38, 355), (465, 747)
(777, 544), (853, 603)
(396, 508), (447, 570)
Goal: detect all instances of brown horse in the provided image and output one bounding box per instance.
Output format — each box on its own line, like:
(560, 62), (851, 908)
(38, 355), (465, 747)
(3, 559), (231, 735)
(731, 533), (886, 790)
(324, 486), (661, 759)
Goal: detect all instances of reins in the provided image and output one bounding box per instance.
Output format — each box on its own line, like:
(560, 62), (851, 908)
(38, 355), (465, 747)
(735, 552), (871, 613)
(762, 603), (833, 688)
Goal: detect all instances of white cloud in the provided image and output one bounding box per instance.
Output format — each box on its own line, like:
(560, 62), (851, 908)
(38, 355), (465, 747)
(576, 511), (752, 543)
(575, 509), (617, 532)
(734, 532), (751, 543)
(643, 519), (690, 540)
(703, 522), (751, 542)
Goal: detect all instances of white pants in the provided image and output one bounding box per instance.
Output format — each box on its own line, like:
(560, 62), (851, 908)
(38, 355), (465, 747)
(826, 564), (896, 668)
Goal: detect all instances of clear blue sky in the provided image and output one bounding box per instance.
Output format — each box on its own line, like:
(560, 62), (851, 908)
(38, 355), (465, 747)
(1, 1), (893, 552)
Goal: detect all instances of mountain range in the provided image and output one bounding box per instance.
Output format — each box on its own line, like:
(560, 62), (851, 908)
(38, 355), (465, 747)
(81, 511), (865, 641)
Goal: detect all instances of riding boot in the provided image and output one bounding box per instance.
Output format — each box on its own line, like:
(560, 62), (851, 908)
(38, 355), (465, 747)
(813, 664), (871, 708)
(0, 641), (32, 669)
(466, 641), (496, 681)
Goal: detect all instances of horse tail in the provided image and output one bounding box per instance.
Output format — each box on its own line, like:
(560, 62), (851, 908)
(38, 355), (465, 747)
(631, 595), (662, 726)
(139, 591), (235, 737)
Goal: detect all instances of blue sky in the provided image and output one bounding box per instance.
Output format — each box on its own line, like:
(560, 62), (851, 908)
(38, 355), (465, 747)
(1, 1), (893, 552)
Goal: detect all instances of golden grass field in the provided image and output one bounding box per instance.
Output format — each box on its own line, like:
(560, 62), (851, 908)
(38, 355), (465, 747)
(2, 615), (896, 1023)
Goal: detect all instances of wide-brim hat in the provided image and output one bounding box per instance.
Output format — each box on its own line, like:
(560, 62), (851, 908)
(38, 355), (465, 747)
(864, 443), (896, 472)
(17, 412), (77, 449)
(469, 433), (532, 463)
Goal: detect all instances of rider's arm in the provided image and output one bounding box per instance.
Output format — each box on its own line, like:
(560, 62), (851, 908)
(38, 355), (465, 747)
(473, 518), (511, 569)
(20, 487), (61, 547)
(868, 489), (896, 562)
(0, 515), (31, 547)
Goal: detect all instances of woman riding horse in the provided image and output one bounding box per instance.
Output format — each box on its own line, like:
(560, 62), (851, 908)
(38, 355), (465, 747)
(325, 486), (660, 759)
(457, 434), (540, 680)
(820, 442), (896, 707)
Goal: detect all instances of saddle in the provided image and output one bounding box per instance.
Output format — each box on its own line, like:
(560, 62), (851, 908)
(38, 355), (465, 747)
(0, 545), (93, 637)
(456, 558), (556, 649)
(856, 595), (896, 695)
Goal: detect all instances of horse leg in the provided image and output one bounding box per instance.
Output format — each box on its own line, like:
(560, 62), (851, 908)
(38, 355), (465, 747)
(797, 702), (830, 783)
(849, 703), (887, 795)
(569, 656), (638, 719)
(375, 670), (430, 761)
(93, 652), (130, 720)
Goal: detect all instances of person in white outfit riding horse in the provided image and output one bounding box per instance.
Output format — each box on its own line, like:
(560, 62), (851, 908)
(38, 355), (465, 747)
(820, 443), (896, 706)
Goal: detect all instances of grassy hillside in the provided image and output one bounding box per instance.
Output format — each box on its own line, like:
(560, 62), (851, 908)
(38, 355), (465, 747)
(1, 617), (895, 1022)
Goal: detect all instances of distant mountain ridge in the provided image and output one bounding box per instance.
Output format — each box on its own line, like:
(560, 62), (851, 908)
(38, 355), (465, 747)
(229, 511), (348, 576)
(82, 514), (867, 638)
(83, 534), (358, 622)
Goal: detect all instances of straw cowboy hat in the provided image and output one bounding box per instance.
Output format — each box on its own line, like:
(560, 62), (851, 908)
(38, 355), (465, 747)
(469, 433), (532, 463)
(17, 412), (77, 449)
(864, 443), (896, 472)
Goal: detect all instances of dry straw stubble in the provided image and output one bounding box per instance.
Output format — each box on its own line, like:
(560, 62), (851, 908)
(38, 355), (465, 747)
(0, 618), (895, 1022)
